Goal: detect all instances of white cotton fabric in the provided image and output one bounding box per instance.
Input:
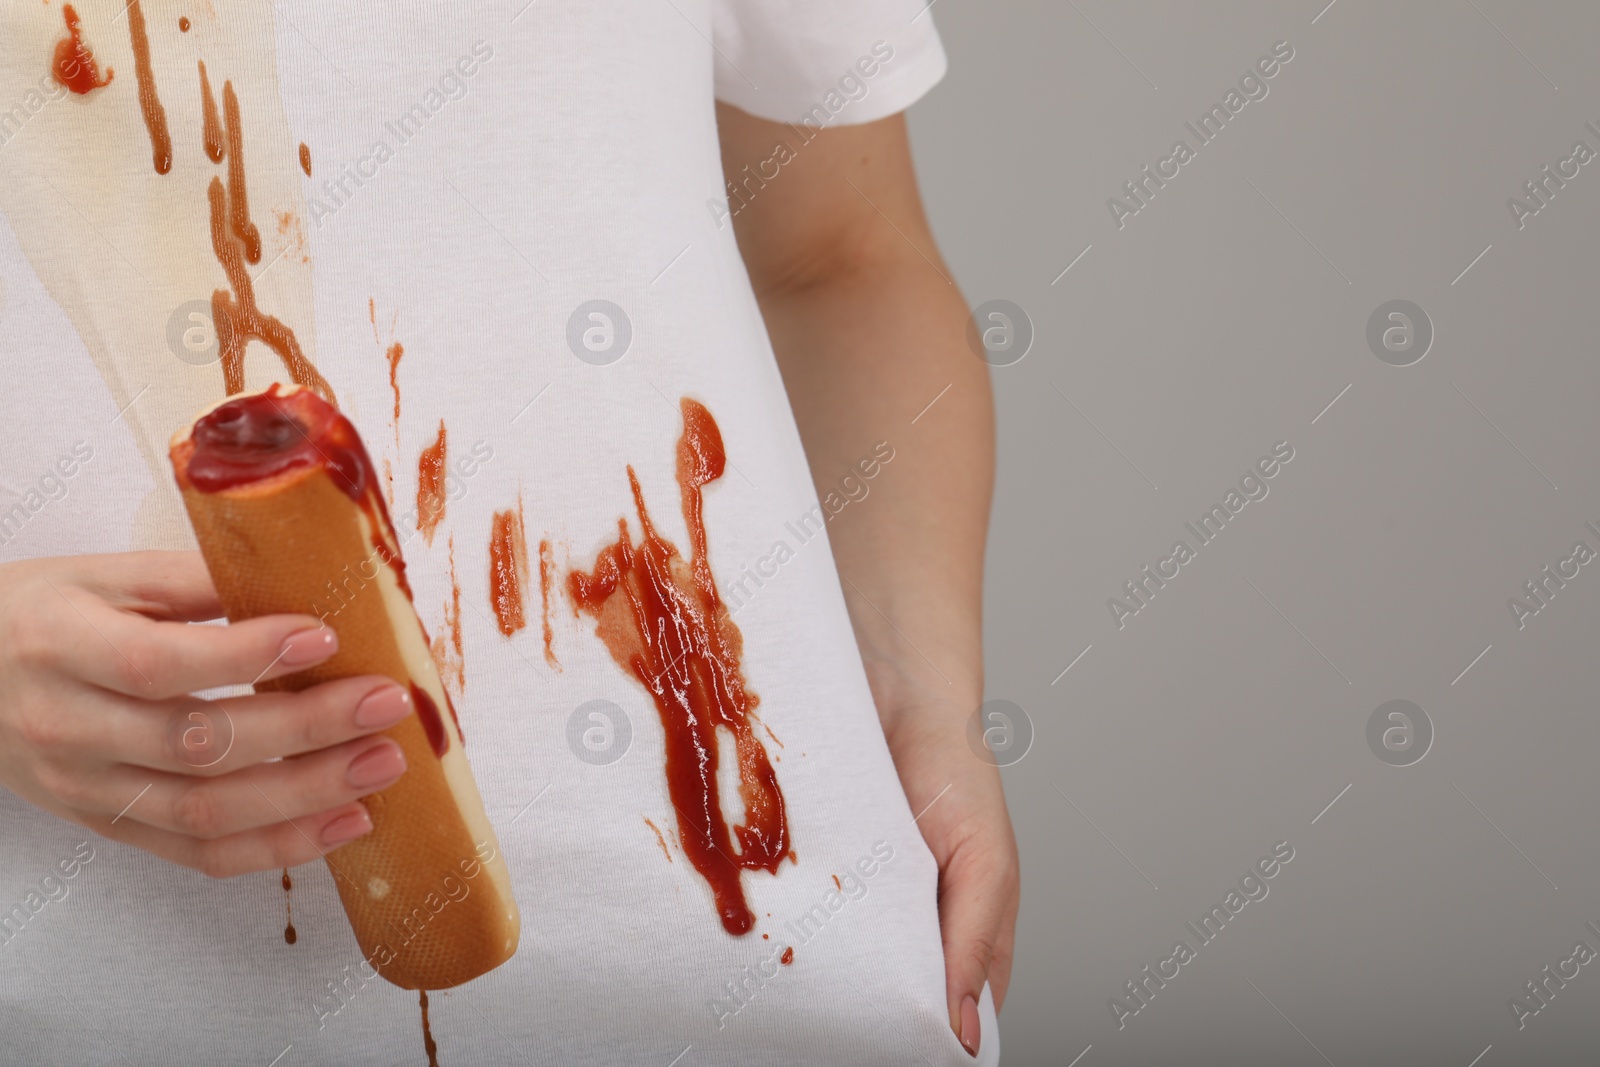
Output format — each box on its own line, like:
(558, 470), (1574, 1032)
(0, 1), (998, 1065)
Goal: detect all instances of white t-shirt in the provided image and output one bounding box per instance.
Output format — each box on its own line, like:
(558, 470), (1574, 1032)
(0, 2), (1001, 1064)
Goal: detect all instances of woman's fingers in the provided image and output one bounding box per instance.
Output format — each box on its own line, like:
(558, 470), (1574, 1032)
(95, 800), (375, 879)
(51, 734), (405, 840)
(41, 582), (334, 699)
(100, 676), (413, 775)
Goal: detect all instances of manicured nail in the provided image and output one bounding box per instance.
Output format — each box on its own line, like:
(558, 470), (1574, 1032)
(320, 808), (372, 848)
(354, 684), (412, 729)
(959, 995), (980, 1057)
(278, 627), (338, 669)
(346, 740), (407, 790)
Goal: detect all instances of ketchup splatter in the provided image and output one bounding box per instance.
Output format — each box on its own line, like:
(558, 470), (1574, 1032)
(298, 142), (312, 177)
(385, 342), (404, 425)
(569, 398), (790, 935)
(221, 81), (262, 263)
(538, 538), (559, 669)
(644, 817), (672, 863)
(488, 500), (529, 636)
(126, 0), (172, 174)
(831, 875), (841, 891)
(415, 420), (446, 544)
(419, 990), (439, 1067)
(281, 868), (297, 945)
(198, 61), (224, 163)
(178, 16), (191, 32)
(52, 5), (113, 95)
(202, 74), (330, 400)
(430, 536), (466, 697)
(780, 947), (794, 966)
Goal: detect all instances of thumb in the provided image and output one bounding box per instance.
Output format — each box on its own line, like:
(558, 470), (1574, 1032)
(74, 551), (223, 621)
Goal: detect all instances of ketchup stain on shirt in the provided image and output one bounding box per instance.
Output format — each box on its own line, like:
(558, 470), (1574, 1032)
(643, 817), (672, 863)
(125, 0), (172, 174)
(178, 16), (191, 32)
(281, 868), (297, 945)
(298, 141), (312, 177)
(198, 61), (224, 163)
(430, 536), (466, 698)
(221, 80), (262, 263)
(52, 5), (114, 95)
(569, 398), (791, 936)
(538, 537), (559, 669)
(199, 73), (331, 401)
(385, 342), (404, 425)
(416, 420), (446, 544)
(419, 990), (440, 1067)
(780, 946), (794, 966)
(488, 499), (529, 636)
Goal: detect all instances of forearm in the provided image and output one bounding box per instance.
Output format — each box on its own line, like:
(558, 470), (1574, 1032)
(757, 257), (994, 733)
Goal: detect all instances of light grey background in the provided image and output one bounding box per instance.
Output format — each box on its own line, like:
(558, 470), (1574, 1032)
(909, 2), (1600, 1064)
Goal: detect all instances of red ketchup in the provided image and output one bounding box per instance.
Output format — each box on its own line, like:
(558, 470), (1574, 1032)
(570, 399), (791, 935)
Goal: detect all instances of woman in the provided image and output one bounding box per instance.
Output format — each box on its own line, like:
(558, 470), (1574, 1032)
(0, 1), (1016, 1062)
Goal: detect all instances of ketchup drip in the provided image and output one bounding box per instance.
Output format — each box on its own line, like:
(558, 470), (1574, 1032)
(430, 537), (466, 697)
(220, 81), (262, 263)
(419, 991), (440, 1067)
(125, 0), (172, 174)
(569, 398), (790, 935)
(644, 817), (672, 863)
(178, 16), (191, 32)
(488, 501), (529, 636)
(538, 538), (559, 669)
(52, 5), (113, 95)
(198, 69), (328, 400)
(206, 171), (332, 399)
(299, 142), (313, 177)
(281, 868), (297, 945)
(416, 420), (446, 544)
(385, 342), (404, 425)
(198, 61), (224, 164)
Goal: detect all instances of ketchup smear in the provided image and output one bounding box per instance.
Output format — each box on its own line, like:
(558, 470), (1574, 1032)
(570, 398), (790, 935)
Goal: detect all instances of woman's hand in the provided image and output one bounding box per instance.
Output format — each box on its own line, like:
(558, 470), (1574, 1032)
(871, 659), (1020, 1057)
(0, 550), (414, 876)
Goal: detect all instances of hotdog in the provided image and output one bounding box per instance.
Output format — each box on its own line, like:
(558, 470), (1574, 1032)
(169, 383), (518, 990)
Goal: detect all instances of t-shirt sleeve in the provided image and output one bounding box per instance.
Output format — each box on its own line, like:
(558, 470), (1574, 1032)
(710, 0), (947, 126)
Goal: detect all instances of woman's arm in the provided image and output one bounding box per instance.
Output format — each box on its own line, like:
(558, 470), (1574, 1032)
(717, 103), (1018, 1057)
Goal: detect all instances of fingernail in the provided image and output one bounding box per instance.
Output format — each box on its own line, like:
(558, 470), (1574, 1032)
(278, 627), (339, 669)
(320, 808), (372, 848)
(347, 740), (407, 790)
(959, 995), (981, 1057)
(354, 685), (412, 729)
